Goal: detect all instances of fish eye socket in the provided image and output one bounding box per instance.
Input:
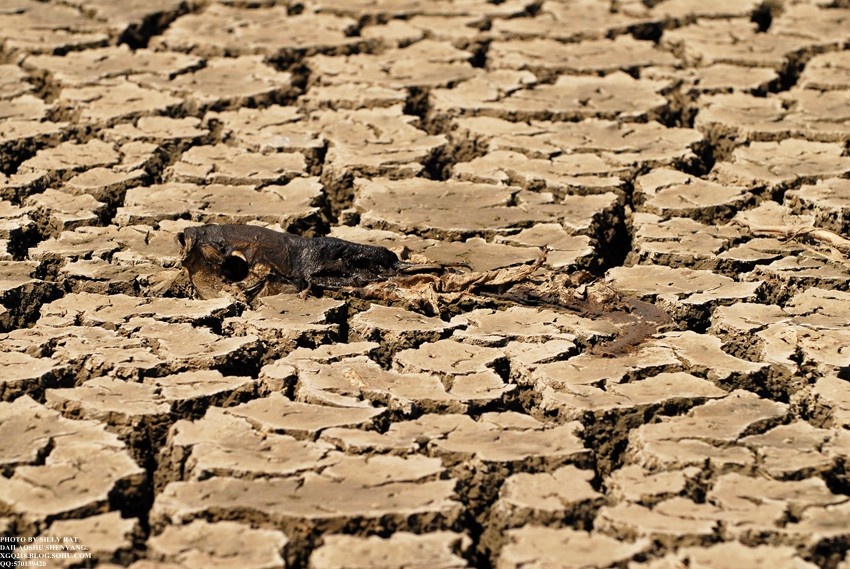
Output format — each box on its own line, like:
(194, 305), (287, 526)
(221, 254), (250, 282)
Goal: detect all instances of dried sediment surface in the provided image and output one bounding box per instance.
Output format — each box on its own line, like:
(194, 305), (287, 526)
(2, 1), (850, 568)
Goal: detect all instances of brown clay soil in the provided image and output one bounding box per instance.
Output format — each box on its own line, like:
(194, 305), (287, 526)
(2, 1), (850, 568)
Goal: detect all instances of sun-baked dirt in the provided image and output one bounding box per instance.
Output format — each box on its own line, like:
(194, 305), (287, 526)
(2, 1), (850, 568)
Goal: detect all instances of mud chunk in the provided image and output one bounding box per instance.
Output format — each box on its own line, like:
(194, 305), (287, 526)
(644, 542), (820, 569)
(538, 371), (727, 422)
(771, 4), (850, 43)
(138, 56), (296, 112)
(662, 19), (816, 69)
(148, 519), (287, 569)
(808, 375), (850, 429)
(178, 223), (401, 301)
(596, 498), (728, 547)
(63, 167), (147, 204)
(715, 238), (802, 275)
(720, 201), (847, 302)
(302, 81), (406, 111)
(707, 473), (846, 539)
(103, 116), (208, 147)
(54, 80), (184, 127)
(760, 288), (850, 375)
(490, 465), (602, 531)
(206, 105), (323, 157)
(452, 116), (704, 172)
(623, 0), (762, 19)
(656, 331), (768, 383)
(45, 372), (256, 449)
(45, 377), (168, 439)
(452, 150), (626, 196)
(488, 36), (677, 78)
(0, 396), (145, 534)
(152, 5), (365, 59)
(39, 293), (236, 329)
(496, 225), (595, 271)
(283, 342), (380, 366)
(0, 260), (56, 332)
(321, 412), (588, 470)
(318, 105), (447, 183)
(2, 323), (165, 381)
(0, 2), (109, 55)
(395, 338), (506, 376)
(305, 40), (475, 108)
(630, 212), (745, 270)
(435, 71), (669, 122)
(786, 178), (850, 235)
(117, 179), (322, 228)
(394, 340), (513, 407)
(0, 200), (35, 251)
(784, 501), (850, 549)
(429, 68), (537, 120)
(32, 222), (189, 295)
(42, 512), (141, 568)
(160, 407), (340, 483)
(413, 237), (546, 273)
(350, 304), (459, 349)
(634, 168), (752, 222)
(499, 72), (669, 121)
(626, 390), (787, 471)
(426, 412), (589, 468)
(24, 189), (106, 232)
(295, 356), (473, 414)
(0, 95), (51, 123)
(124, 319), (261, 376)
(740, 421), (850, 479)
(0, 120), (67, 171)
(695, 92), (789, 147)
(311, 0), (528, 19)
(150, 458), (461, 543)
(360, 16), (434, 47)
(747, 253), (850, 303)
(223, 293), (345, 354)
(643, 63), (778, 95)
(497, 527), (648, 569)
(606, 264), (762, 325)
(491, 0), (640, 40)
(608, 465), (702, 506)
(356, 177), (621, 241)
(798, 51), (850, 90)
(0, 63), (32, 99)
(23, 45), (202, 87)
(225, 392), (385, 439)
(309, 532), (471, 569)
(711, 139), (850, 194)
(163, 144), (306, 186)
(18, 139), (120, 177)
(0, 352), (66, 402)
(695, 90), (850, 145)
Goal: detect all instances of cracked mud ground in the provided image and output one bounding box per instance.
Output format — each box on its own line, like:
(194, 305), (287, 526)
(2, 0), (850, 568)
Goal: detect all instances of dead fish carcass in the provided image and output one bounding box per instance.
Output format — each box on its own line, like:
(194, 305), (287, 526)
(177, 224), (401, 300)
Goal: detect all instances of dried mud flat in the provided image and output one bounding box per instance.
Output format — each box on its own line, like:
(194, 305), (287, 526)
(2, 0), (850, 568)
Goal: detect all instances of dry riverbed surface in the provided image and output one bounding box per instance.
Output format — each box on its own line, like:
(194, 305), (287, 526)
(2, 0), (850, 567)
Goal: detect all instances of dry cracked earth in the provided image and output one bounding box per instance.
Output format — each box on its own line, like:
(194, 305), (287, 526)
(2, 0), (850, 568)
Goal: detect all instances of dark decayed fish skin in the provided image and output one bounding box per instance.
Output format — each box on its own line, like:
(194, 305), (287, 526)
(177, 224), (401, 300)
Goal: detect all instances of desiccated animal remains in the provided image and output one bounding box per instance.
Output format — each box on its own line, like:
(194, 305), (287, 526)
(178, 223), (673, 355)
(177, 224), (402, 301)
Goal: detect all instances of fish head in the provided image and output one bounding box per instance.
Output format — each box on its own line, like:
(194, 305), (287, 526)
(177, 224), (270, 301)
